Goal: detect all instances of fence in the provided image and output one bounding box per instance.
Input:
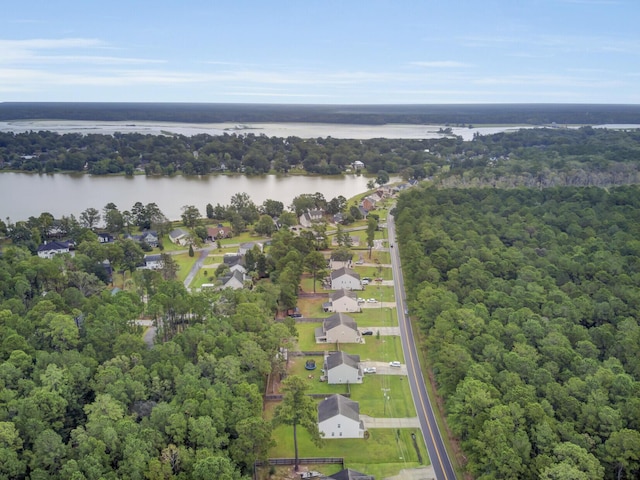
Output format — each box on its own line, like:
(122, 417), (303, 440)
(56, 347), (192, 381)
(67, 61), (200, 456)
(264, 392), (350, 401)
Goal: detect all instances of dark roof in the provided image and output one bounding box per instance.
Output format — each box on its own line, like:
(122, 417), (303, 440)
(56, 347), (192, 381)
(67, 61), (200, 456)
(223, 254), (243, 267)
(330, 267), (360, 281)
(37, 241), (70, 252)
(222, 270), (244, 286)
(326, 351), (360, 371)
(330, 289), (357, 302)
(329, 468), (374, 480)
(144, 254), (162, 263)
(318, 394), (360, 423)
(169, 228), (188, 239)
(323, 313), (357, 332)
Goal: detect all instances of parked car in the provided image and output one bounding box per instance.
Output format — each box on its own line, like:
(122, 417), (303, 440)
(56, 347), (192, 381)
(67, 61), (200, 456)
(367, 298), (377, 303)
(362, 279), (369, 285)
(389, 361), (401, 368)
(361, 330), (374, 336)
(363, 367), (377, 374)
(357, 297), (365, 303)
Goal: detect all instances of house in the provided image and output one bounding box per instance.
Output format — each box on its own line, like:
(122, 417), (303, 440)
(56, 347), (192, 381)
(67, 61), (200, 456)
(333, 213), (344, 224)
(325, 351), (362, 384)
(37, 241), (71, 259)
(329, 253), (352, 270)
(142, 254), (163, 270)
(222, 253), (247, 275)
(352, 160), (365, 170)
(97, 232), (114, 244)
(125, 230), (159, 247)
(330, 267), (362, 291)
(361, 198), (375, 213)
(220, 270), (245, 290)
(315, 313), (362, 344)
(323, 289), (361, 313)
(169, 228), (189, 246)
(328, 469), (375, 480)
(207, 225), (232, 240)
(318, 394), (365, 439)
(299, 209), (324, 228)
(238, 242), (262, 256)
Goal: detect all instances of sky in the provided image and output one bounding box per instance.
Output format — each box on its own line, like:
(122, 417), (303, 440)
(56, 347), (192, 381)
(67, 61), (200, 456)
(1, 0), (639, 104)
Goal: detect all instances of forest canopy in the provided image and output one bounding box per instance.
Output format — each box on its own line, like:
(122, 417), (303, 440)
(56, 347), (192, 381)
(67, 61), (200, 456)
(395, 185), (640, 479)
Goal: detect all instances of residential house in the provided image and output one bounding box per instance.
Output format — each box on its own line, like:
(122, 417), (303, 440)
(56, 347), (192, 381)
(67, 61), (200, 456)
(222, 253), (247, 275)
(142, 254), (163, 270)
(315, 313), (362, 344)
(328, 469), (374, 480)
(238, 242), (262, 256)
(325, 351), (362, 384)
(37, 241), (71, 259)
(220, 270), (245, 290)
(333, 213), (344, 224)
(318, 394), (365, 439)
(330, 267), (362, 291)
(329, 253), (352, 270)
(97, 232), (114, 244)
(299, 209), (324, 228)
(169, 228), (189, 246)
(361, 198), (375, 213)
(323, 289), (361, 313)
(125, 230), (159, 247)
(352, 160), (365, 170)
(207, 225), (232, 240)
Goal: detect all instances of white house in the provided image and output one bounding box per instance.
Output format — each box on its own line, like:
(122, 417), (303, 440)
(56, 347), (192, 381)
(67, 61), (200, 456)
(323, 289), (361, 313)
(299, 209), (324, 228)
(315, 313), (362, 344)
(169, 228), (189, 246)
(330, 267), (362, 290)
(37, 241), (71, 259)
(352, 160), (365, 170)
(325, 351), (362, 384)
(220, 270), (245, 290)
(318, 394), (365, 439)
(142, 254), (163, 270)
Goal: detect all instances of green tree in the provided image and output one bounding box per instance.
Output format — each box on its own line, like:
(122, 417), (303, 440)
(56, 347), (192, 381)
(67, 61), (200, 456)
(181, 205), (201, 228)
(254, 215), (276, 236)
(272, 376), (322, 471)
(80, 207), (101, 229)
(304, 251), (327, 293)
(188, 244), (195, 258)
(366, 215), (378, 258)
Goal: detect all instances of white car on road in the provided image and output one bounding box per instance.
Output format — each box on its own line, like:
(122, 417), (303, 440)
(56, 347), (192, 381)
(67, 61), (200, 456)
(363, 367), (377, 374)
(389, 361), (401, 368)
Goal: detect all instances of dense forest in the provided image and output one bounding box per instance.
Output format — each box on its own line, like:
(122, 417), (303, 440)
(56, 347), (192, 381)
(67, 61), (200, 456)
(2, 102), (640, 125)
(395, 186), (640, 479)
(1, 126), (640, 183)
(0, 241), (301, 480)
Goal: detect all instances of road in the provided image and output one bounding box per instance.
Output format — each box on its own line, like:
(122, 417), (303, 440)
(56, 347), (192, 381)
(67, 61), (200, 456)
(388, 213), (457, 480)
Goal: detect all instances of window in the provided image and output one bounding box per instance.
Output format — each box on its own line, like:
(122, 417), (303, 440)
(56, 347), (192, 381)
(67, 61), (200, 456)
(337, 424), (341, 428)
(331, 432), (335, 437)
(340, 432), (343, 437)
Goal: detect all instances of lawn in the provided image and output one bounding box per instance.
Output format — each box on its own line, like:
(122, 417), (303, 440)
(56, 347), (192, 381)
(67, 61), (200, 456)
(351, 307), (397, 327)
(287, 357), (349, 396)
(300, 277), (330, 295)
(297, 296), (330, 317)
(295, 318), (402, 357)
(172, 252), (197, 282)
(349, 375), (416, 418)
(355, 266), (393, 280)
(361, 285), (395, 303)
(269, 424), (428, 480)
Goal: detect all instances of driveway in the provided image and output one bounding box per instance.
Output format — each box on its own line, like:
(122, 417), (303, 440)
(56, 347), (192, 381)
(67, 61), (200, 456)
(361, 361), (408, 375)
(360, 415), (420, 429)
(361, 326), (400, 336)
(360, 301), (396, 308)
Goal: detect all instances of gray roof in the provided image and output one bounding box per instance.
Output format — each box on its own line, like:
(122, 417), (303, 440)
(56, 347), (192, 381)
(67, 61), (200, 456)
(326, 351), (360, 371)
(169, 228), (188, 240)
(144, 254), (162, 263)
(222, 270), (244, 285)
(329, 469), (374, 480)
(324, 313), (358, 332)
(318, 394), (360, 423)
(330, 267), (360, 281)
(37, 241), (70, 252)
(330, 289), (357, 302)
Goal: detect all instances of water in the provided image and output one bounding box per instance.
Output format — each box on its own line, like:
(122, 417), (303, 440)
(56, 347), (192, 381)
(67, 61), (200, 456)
(0, 172), (381, 222)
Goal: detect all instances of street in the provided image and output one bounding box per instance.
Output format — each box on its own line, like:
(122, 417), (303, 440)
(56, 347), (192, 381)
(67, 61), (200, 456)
(388, 213), (457, 480)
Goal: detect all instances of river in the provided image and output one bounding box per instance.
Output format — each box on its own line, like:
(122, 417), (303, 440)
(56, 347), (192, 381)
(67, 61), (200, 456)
(0, 172), (383, 222)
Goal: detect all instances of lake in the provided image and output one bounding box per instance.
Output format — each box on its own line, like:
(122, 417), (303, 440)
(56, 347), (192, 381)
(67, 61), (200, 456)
(0, 172), (384, 222)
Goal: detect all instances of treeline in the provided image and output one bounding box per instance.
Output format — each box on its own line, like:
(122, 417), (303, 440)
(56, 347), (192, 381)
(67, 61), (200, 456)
(0, 240), (296, 479)
(439, 126), (640, 189)
(3, 102), (640, 125)
(395, 186), (640, 479)
(3, 126), (640, 187)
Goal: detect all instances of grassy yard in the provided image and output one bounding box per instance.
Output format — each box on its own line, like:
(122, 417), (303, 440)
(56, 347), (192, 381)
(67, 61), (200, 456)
(355, 266), (393, 280)
(172, 252), (197, 282)
(300, 277), (330, 295)
(269, 424), (428, 480)
(351, 307), (397, 327)
(295, 323), (403, 361)
(349, 375), (416, 418)
(297, 297), (329, 317)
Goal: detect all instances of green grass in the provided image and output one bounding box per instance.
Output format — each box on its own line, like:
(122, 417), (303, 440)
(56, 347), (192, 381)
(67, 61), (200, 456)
(342, 336), (404, 363)
(296, 323), (330, 352)
(288, 357), (349, 395)
(355, 266), (393, 280)
(349, 375), (415, 418)
(350, 307), (398, 327)
(300, 277), (329, 295)
(172, 252), (197, 282)
(269, 425), (428, 478)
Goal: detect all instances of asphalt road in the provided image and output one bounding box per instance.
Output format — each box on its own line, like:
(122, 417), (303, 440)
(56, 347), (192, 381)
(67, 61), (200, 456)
(388, 213), (457, 480)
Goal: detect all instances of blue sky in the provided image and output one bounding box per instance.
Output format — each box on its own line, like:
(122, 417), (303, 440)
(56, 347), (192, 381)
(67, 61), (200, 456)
(2, 0), (639, 104)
